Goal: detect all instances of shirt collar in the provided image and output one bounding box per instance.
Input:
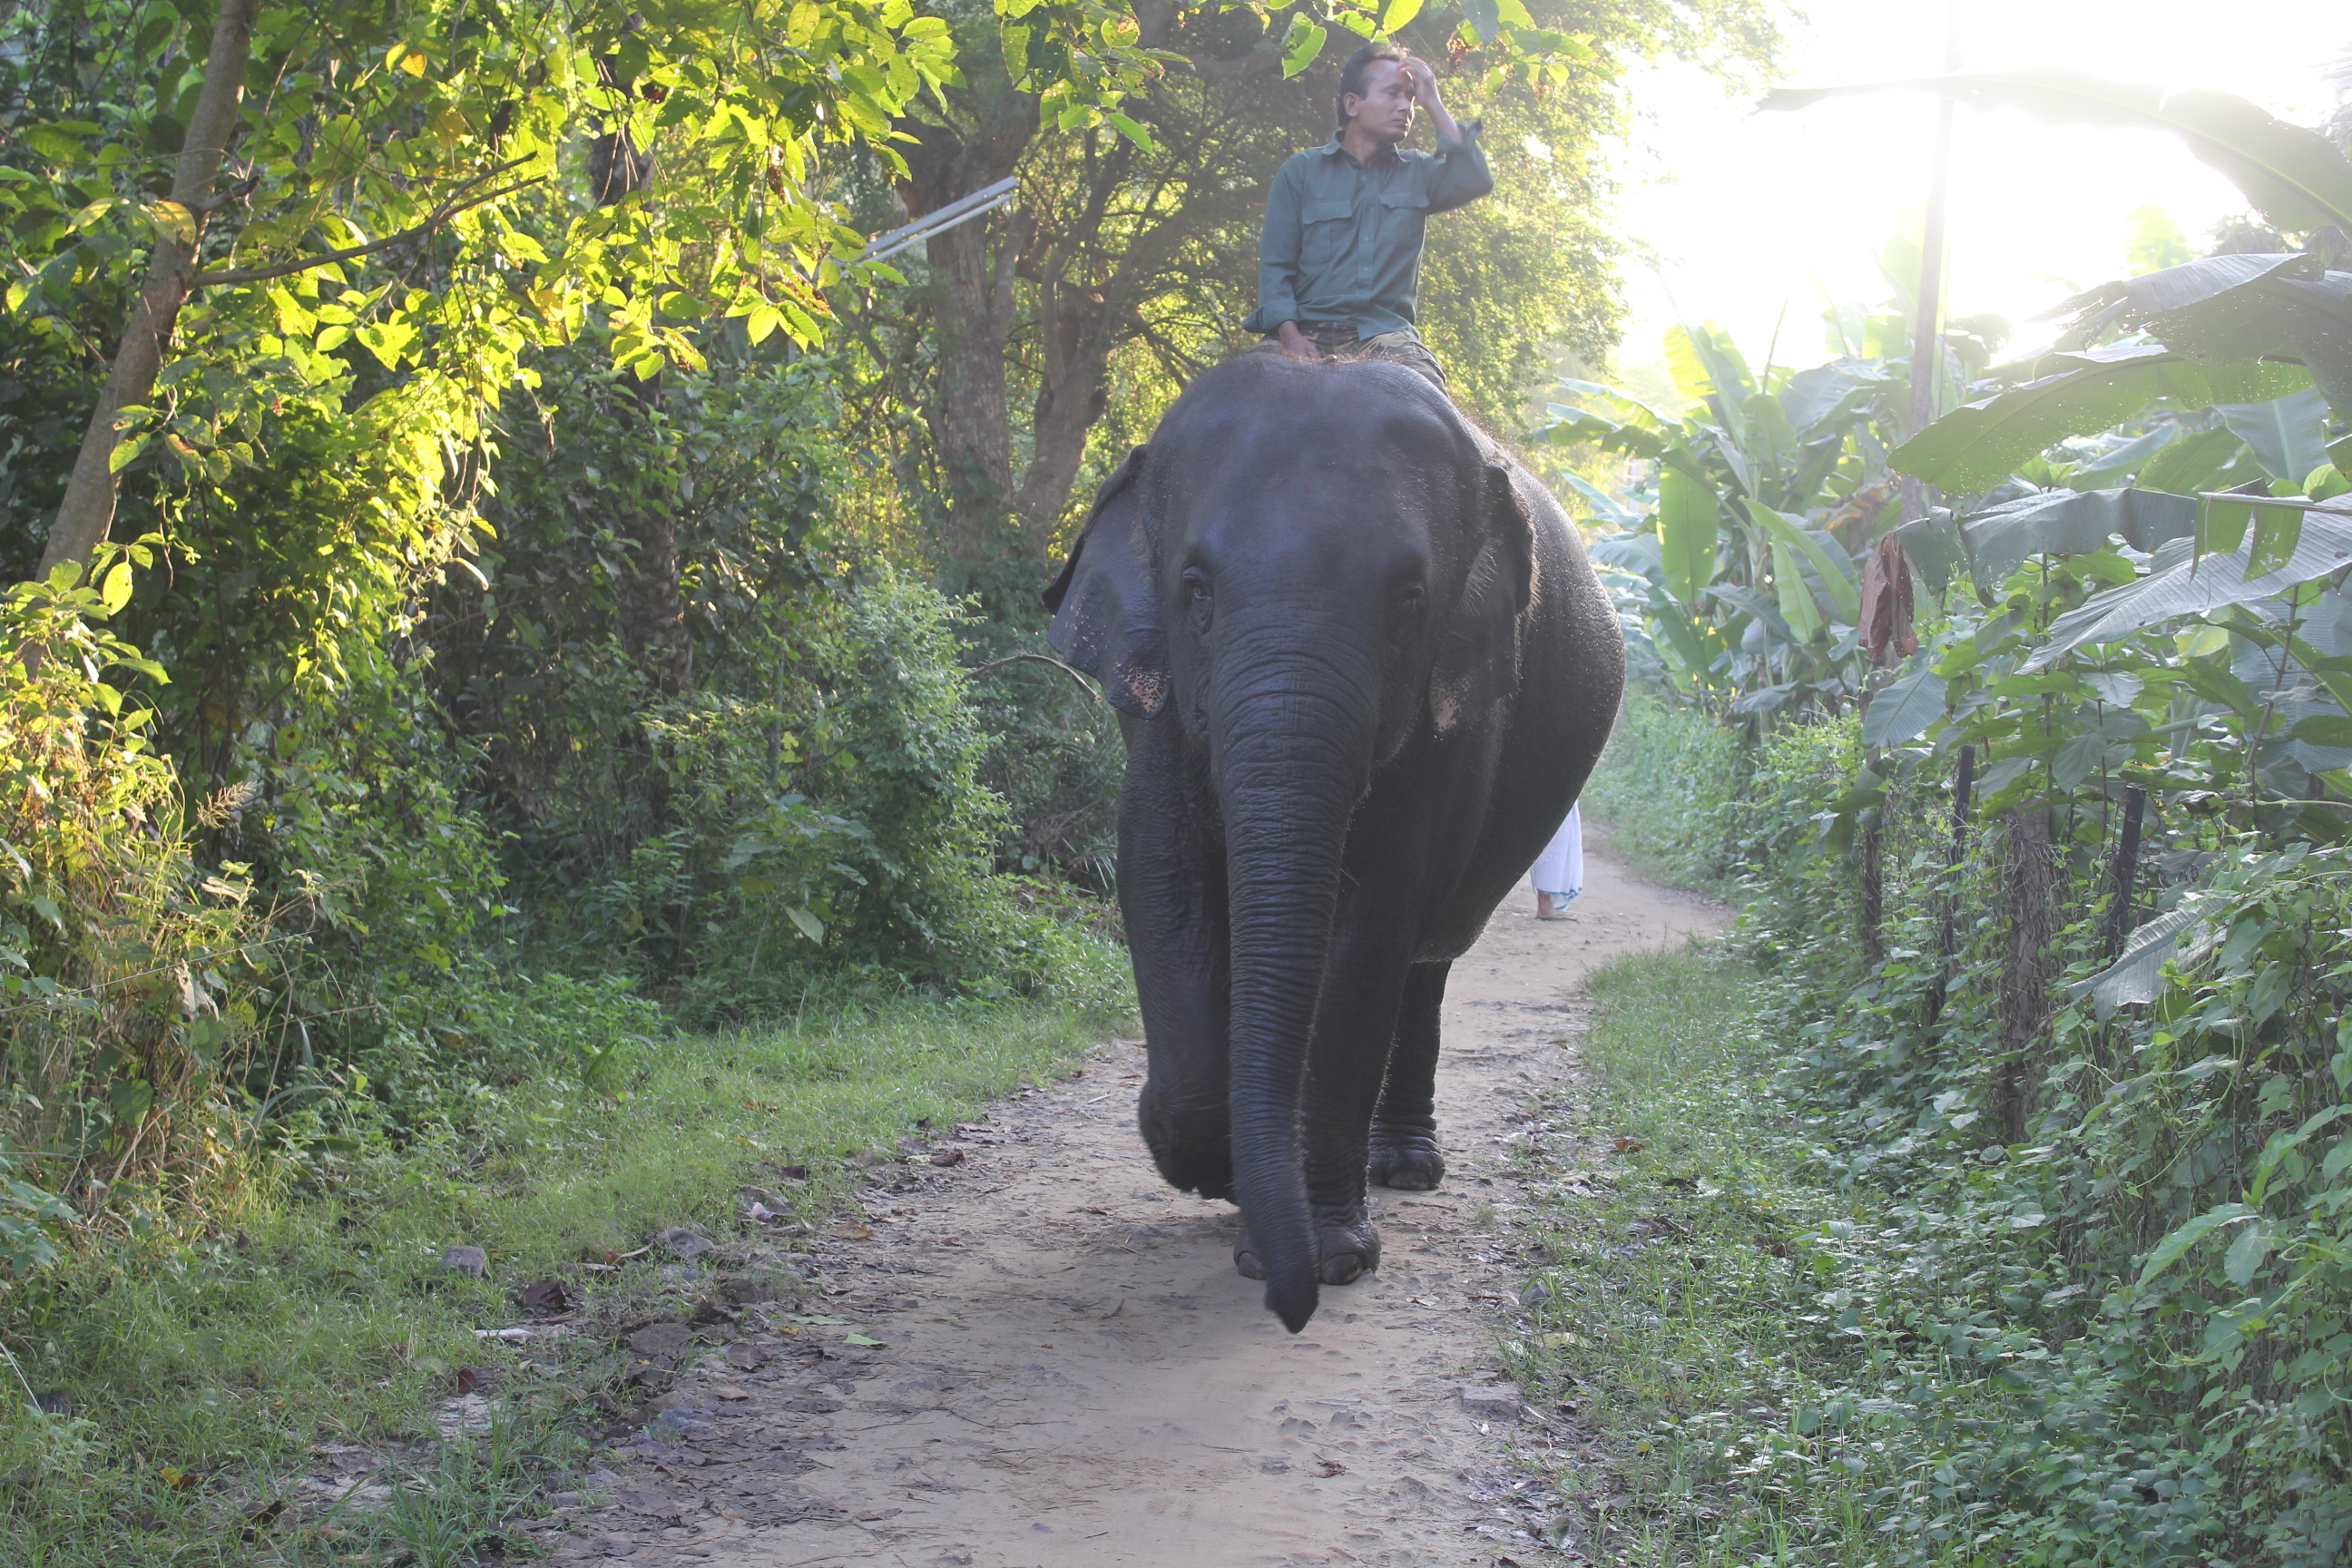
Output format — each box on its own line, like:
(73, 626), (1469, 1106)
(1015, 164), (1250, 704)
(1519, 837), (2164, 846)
(1316, 134), (1401, 167)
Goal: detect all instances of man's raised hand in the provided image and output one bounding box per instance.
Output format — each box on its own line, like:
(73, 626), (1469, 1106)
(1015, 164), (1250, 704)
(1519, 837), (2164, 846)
(1400, 56), (1444, 113)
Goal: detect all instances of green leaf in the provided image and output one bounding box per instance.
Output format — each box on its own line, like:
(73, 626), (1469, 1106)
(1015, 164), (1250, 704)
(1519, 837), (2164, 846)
(2024, 505), (2352, 667)
(1959, 487), (2197, 595)
(2138, 426), (2247, 494)
(2136, 1202), (2255, 1288)
(2222, 1222), (2271, 1289)
(1103, 112), (1152, 152)
(2292, 713), (2352, 748)
(2248, 502), (2306, 577)
(1749, 505), (1861, 622)
(1281, 15), (1328, 77)
(1860, 661), (1947, 747)
(98, 562), (133, 617)
(1769, 538), (1824, 641)
(2073, 904), (2200, 1016)
(841, 1332), (885, 1347)
(1380, 0), (1426, 30)
(785, 906), (826, 943)
(1893, 348), (2306, 495)
(1762, 71), (2352, 233)
(357, 322), (416, 369)
(1657, 466), (1719, 607)
(1459, 0), (1501, 43)
(2217, 388), (2331, 485)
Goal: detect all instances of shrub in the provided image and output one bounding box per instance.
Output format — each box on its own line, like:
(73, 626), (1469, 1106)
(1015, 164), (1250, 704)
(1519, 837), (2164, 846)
(0, 558), (265, 1220)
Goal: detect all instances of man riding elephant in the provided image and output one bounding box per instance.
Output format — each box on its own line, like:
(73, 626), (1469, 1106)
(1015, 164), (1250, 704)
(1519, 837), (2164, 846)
(1243, 43), (1491, 390)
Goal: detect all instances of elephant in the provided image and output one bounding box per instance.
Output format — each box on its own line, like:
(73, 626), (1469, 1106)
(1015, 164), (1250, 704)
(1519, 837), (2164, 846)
(1042, 350), (1623, 1331)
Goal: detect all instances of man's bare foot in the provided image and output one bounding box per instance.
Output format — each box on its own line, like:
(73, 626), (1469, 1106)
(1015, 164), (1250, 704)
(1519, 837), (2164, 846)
(1277, 320), (1317, 360)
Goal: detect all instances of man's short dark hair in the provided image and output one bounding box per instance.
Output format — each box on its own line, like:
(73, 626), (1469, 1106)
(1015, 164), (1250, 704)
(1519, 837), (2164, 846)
(1335, 43), (1406, 128)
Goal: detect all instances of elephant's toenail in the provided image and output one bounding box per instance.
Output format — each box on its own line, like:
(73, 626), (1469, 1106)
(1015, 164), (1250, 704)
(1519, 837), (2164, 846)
(1319, 1253), (1367, 1285)
(1233, 1249), (1267, 1280)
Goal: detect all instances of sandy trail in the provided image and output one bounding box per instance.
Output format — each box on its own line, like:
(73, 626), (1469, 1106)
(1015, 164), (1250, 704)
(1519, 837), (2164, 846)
(548, 842), (1728, 1568)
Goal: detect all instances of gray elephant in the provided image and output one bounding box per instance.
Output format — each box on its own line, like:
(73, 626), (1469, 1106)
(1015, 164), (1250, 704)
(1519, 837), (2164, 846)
(1044, 351), (1623, 1330)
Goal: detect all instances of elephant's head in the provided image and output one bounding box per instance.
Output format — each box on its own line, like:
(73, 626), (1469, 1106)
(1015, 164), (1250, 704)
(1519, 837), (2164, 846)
(1044, 353), (1535, 1330)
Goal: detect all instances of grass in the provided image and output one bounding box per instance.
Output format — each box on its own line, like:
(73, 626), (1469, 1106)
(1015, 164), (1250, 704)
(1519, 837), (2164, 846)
(0, 989), (1125, 1566)
(1505, 944), (1946, 1567)
(1582, 691), (1745, 897)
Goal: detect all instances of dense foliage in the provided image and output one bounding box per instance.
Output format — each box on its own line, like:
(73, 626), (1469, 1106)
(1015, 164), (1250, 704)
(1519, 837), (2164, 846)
(1542, 69), (2352, 1565)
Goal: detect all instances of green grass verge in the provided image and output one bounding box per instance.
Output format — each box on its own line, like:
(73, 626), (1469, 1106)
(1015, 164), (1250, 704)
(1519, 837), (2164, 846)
(1582, 691), (1744, 897)
(1507, 945), (1936, 1566)
(0, 990), (1125, 1566)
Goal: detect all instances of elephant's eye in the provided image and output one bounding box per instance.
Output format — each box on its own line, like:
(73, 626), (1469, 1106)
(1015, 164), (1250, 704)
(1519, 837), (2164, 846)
(1182, 569), (1211, 603)
(1395, 584), (1426, 618)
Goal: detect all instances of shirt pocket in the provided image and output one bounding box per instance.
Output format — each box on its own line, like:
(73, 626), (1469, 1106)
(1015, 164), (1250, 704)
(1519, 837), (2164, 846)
(1377, 186), (1430, 250)
(1299, 195), (1355, 273)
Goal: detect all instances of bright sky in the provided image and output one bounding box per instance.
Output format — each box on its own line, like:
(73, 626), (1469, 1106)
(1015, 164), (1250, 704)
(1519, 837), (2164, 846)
(1607, 0), (2349, 396)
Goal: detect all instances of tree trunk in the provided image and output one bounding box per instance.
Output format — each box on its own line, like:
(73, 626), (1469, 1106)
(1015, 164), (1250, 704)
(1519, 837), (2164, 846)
(588, 125), (691, 698)
(40, 0), (259, 578)
(1994, 805), (2059, 1142)
(897, 106), (1035, 599)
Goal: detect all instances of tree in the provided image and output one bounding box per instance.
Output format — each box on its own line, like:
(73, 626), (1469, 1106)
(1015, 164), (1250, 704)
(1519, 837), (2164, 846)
(3, 0), (965, 583)
(854, 0), (1780, 614)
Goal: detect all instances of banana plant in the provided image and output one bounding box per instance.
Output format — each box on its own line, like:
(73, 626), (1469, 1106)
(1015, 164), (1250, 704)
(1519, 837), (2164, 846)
(1539, 300), (1973, 720)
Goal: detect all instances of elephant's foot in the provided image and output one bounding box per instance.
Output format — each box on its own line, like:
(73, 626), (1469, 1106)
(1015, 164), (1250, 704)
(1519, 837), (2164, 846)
(1233, 1207), (1381, 1286)
(1368, 1125), (1446, 1191)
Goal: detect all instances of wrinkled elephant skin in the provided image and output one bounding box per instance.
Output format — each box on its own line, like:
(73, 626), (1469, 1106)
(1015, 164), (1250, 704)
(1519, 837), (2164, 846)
(1044, 354), (1623, 1329)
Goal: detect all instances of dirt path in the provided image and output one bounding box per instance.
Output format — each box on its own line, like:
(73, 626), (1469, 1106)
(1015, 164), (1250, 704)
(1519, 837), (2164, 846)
(544, 843), (1728, 1568)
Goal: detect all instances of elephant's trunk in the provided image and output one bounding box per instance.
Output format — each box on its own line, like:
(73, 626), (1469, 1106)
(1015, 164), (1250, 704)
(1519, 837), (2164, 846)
(1214, 650), (1378, 1333)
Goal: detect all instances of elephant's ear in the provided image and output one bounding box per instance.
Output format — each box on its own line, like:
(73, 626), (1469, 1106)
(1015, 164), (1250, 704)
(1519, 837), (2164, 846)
(1044, 446), (1168, 718)
(1427, 464), (1536, 737)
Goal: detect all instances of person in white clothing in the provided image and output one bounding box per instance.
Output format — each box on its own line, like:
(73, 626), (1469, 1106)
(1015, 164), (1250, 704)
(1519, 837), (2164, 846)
(1529, 801), (1583, 919)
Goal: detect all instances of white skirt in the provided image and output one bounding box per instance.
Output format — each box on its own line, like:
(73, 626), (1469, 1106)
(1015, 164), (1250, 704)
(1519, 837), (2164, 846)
(1528, 802), (1583, 901)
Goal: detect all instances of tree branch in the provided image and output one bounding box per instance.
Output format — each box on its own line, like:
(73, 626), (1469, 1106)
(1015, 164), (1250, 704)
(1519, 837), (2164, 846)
(192, 163), (541, 288)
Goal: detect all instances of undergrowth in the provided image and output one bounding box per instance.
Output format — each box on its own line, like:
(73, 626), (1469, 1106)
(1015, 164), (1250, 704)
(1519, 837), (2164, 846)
(1528, 698), (2352, 1564)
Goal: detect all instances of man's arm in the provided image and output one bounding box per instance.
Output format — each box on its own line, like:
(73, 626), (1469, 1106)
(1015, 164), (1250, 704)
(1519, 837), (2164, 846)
(1244, 162), (1308, 349)
(1403, 56), (1492, 213)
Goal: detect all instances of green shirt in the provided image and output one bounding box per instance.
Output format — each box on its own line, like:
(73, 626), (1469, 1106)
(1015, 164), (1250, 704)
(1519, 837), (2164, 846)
(1242, 123), (1492, 339)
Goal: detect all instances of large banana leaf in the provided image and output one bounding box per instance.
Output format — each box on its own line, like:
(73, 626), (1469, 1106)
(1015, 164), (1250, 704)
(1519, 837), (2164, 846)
(2024, 505), (2352, 668)
(1860, 658), (1948, 747)
(1893, 349), (2309, 494)
(1657, 465), (1720, 607)
(2066, 425), (2180, 489)
(1746, 501), (1862, 622)
(1894, 510), (1965, 596)
(2140, 269), (2352, 416)
(1555, 378), (1672, 429)
(2052, 255), (2352, 417)
(1769, 538), (1826, 641)
(2217, 389), (2333, 485)
(1557, 469), (1639, 526)
(1761, 71), (2352, 234)
(1960, 487), (2199, 594)
(1542, 407), (1670, 461)
(2137, 426), (2249, 494)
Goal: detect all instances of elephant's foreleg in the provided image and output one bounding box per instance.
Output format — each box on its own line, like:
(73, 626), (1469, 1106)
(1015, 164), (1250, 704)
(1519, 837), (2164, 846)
(1370, 961), (1450, 1191)
(1117, 714), (1235, 1200)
